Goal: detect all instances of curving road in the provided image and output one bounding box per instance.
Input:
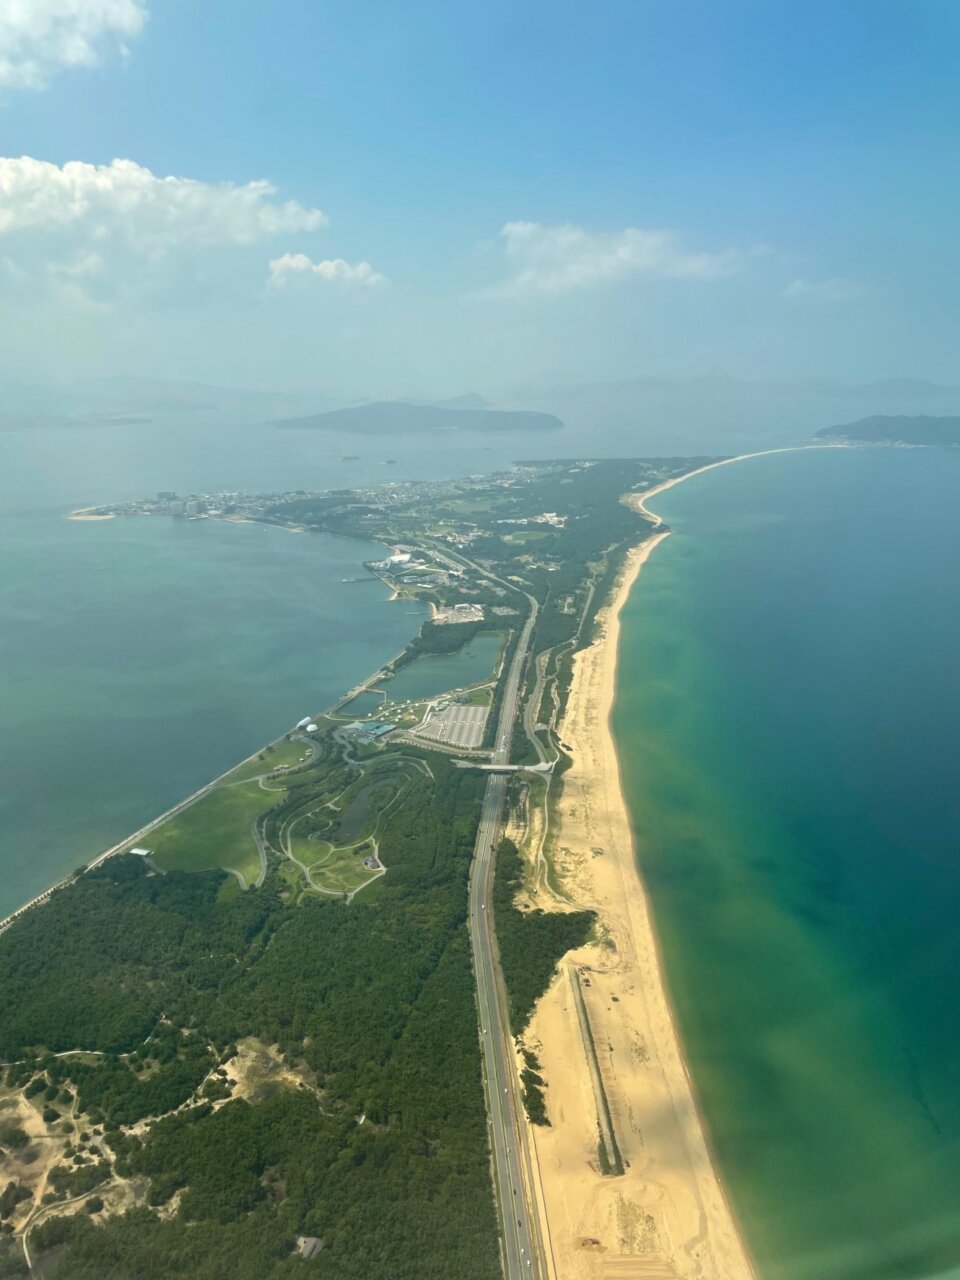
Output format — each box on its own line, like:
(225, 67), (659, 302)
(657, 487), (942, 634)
(467, 592), (547, 1280)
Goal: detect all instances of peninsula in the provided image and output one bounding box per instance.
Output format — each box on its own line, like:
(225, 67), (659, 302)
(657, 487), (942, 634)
(2, 456), (754, 1280)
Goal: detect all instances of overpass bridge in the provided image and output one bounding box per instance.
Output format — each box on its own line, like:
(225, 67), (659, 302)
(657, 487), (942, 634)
(455, 759), (553, 774)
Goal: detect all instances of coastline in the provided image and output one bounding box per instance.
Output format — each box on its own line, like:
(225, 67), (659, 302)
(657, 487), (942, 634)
(68, 506), (115, 521)
(524, 489), (759, 1276)
(0, 518), (426, 930)
(0, 625), (423, 934)
(628, 443), (847, 526)
(7, 449), (849, 1270)
(0, 730), (298, 935)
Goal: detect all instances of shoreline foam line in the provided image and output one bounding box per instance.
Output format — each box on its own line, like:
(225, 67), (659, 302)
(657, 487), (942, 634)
(525, 448), (855, 1273)
(520, 455), (829, 1278)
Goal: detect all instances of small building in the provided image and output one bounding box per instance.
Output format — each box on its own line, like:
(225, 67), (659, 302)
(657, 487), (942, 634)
(296, 1236), (324, 1260)
(296, 716), (312, 728)
(354, 722), (395, 743)
(305, 722), (318, 733)
(130, 847), (151, 857)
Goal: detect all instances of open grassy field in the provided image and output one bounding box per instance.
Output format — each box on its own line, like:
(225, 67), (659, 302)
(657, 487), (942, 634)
(463, 684), (494, 706)
(222, 736), (312, 785)
(286, 828), (382, 897)
(503, 529), (551, 543)
(306, 844), (383, 896)
(148, 781), (272, 887)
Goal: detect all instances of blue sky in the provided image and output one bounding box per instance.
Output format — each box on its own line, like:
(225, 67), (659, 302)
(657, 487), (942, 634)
(2, 0), (959, 395)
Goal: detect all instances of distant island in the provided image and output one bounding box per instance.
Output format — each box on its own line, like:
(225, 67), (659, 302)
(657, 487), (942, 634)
(817, 415), (960, 446)
(273, 399), (564, 434)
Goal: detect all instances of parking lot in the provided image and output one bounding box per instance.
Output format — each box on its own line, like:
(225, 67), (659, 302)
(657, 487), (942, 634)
(416, 703), (489, 749)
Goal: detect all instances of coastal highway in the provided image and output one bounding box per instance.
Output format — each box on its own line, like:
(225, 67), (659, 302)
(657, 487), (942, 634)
(467, 591), (547, 1280)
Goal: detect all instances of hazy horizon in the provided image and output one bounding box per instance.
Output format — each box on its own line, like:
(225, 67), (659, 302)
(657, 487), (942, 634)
(5, 370), (960, 460)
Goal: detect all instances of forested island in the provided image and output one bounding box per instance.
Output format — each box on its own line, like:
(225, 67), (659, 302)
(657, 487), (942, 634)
(272, 400), (564, 434)
(817, 414), (960, 446)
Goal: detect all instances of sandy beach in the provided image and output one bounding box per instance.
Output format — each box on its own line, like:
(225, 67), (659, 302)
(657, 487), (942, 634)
(630, 446), (837, 527)
(522, 514), (757, 1278)
(68, 507), (115, 521)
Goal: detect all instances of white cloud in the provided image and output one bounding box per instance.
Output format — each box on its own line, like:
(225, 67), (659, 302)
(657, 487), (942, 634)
(481, 220), (743, 297)
(783, 276), (864, 302)
(268, 252), (385, 289)
(0, 156), (326, 246)
(0, 0), (147, 90)
(0, 156), (328, 302)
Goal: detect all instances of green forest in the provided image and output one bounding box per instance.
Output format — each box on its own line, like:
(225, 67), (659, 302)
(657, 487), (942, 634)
(493, 838), (594, 1037)
(492, 838), (594, 1125)
(0, 755), (500, 1280)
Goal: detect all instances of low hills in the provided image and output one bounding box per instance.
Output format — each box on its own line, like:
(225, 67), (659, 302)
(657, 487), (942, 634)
(817, 415), (960, 446)
(273, 399), (564, 434)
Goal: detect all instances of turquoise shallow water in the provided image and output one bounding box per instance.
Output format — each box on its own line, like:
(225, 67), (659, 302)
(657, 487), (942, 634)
(613, 447), (960, 1280)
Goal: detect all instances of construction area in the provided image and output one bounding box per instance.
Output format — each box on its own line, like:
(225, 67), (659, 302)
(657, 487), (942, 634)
(433, 602), (484, 625)
(414, 703), (489, 749)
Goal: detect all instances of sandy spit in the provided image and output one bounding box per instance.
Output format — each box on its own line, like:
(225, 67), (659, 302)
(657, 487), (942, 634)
(524, 519), (758, 1279)
(67, 508), (115, 521)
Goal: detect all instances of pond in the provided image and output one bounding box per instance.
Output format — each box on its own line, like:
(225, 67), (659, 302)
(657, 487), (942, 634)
(381, 630), (505, 703)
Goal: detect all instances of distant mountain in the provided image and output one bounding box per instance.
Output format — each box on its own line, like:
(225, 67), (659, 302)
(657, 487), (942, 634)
(394, 392), (491, 410)
(434, 393), (490, 410)
(817, 415), (960, 446)
(274, 400), (563, 434)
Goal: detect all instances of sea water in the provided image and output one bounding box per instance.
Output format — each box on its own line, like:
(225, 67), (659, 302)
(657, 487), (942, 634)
(613, 447), (960, 1280)
(0, 419), (534, 919)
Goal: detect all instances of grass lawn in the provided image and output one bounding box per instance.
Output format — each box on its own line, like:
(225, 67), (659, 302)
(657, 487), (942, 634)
(503, 529), (551, 544)
(223, 737), (312, 785)
(148, 781), (275, 887)
(463, 685), (493, 707)
(307, 845), (383, 896)
(440, 497), (501, 515)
